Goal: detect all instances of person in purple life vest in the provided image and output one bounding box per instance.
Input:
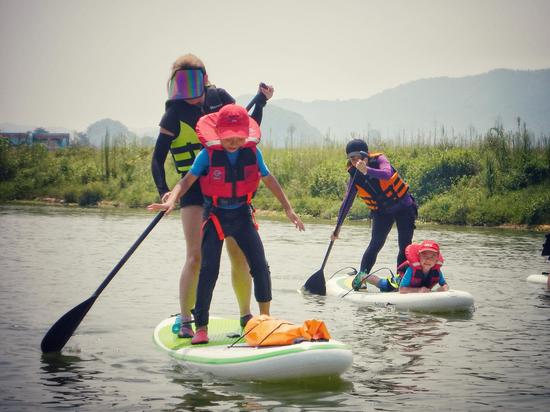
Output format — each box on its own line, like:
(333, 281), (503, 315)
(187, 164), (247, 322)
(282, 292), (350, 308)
(147, 104), (305, 345)
(151, 53), (274, 338)
(398, 240), (449, 293)
(332, 138), (417, 292)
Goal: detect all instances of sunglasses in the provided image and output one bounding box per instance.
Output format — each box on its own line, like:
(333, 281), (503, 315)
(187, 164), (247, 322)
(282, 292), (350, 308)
(167, 69), (205, 100)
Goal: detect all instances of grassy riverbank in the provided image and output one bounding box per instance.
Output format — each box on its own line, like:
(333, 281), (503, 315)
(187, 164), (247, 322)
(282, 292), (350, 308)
(1, 124), (549, 227)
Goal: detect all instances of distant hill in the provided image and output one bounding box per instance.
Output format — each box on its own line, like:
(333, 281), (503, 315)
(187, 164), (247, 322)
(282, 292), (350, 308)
(86, 118), (135, 147)
(4, 69), (549, 147)
(236, 96), (323, 147)
(271, 68), (550, 141)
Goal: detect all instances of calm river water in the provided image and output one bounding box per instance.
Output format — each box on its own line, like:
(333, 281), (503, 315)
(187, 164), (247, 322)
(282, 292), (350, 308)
(1, 205), (549, 411)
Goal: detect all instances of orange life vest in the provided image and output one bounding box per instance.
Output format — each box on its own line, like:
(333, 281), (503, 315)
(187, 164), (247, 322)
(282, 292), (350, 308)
(350, 152), (409, 211)
(196, 114), (262, 208)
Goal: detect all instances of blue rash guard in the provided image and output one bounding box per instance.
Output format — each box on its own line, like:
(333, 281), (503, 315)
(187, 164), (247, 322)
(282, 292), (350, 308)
(399, 267), (447, 288)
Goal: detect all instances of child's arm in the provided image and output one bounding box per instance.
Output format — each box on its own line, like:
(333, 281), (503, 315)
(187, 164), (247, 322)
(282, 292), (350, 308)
(261, 174), (305, 231)
(435, 271), (449, 292)
(147, 173), (199, 215)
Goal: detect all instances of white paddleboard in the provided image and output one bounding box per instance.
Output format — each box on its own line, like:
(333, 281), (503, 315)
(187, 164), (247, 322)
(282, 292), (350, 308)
(326, 274), (474, 313)
(153, 316), (353, 381)
(526, 274), (549, 285)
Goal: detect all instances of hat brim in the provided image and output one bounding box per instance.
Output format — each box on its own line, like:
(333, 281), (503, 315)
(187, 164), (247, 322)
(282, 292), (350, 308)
(197, 112), (261, 141)
(419, 248), (439, 254)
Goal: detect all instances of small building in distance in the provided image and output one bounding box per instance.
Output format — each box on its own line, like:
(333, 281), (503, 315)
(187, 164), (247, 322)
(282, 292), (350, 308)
(0, 131), (70, 149)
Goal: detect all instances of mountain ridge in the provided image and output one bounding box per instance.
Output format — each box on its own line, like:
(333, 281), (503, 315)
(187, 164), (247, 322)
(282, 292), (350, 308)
(2, 68), (549, 144)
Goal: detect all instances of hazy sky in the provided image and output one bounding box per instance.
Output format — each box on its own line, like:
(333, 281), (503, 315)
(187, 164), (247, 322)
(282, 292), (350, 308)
(1, 0), (550, 131)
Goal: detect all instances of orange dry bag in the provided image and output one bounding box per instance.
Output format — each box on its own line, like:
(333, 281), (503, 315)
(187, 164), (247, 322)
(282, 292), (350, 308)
(243, 315), (331, 347)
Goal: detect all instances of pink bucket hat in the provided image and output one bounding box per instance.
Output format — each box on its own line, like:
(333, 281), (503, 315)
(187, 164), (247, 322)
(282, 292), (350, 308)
(418, 240), (440, 254)
(196, 104), (261, 142)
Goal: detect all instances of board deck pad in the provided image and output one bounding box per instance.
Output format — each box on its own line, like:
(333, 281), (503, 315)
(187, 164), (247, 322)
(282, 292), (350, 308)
(156, 317), (242, 350)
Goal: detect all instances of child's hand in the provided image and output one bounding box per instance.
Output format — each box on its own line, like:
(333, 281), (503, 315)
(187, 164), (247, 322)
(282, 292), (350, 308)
(330, 231), (339, 241)
(161, 191), (172, 202)
(147, 201), (175, 215)
(285, 209), (305, 231)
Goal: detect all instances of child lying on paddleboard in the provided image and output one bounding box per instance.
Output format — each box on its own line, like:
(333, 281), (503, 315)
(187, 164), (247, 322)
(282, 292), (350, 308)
(398, 240), (450, 293)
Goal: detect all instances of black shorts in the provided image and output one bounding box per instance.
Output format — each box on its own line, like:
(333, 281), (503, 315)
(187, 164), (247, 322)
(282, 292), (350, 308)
(179, 178), (204, 207)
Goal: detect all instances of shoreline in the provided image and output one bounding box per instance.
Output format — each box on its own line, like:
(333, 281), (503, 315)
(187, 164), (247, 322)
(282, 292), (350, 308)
(3, 198), (550, 233)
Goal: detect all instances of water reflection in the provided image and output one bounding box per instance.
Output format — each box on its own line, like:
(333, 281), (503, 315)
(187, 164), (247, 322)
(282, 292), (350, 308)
(169, 367), (353, 411)
(348, 308), (456, 397)
(40, 352), (102, 408)
(536, 288), (550, 307)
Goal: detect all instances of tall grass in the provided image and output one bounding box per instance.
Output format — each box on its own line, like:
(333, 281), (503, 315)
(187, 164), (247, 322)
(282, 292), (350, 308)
(1, 122), (549, 226)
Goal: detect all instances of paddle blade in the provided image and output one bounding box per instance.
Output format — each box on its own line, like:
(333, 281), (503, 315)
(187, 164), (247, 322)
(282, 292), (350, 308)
(40, 296), (97, 353)
(302, 269), (327, 296)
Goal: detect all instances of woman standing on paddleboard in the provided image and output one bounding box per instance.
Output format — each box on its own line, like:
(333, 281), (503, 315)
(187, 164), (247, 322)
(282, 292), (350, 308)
(151, 54), (274, 338)
(148, 104), (305, 344)
(333, 138), (417, 292)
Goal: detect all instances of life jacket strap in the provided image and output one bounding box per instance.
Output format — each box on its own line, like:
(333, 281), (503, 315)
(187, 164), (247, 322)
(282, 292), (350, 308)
(202, 212), (225, 240)
(250, 205), (259, 231)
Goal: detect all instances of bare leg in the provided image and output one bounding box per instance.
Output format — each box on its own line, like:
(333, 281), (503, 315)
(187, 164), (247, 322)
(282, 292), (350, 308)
(258, 301), (270, 316)
(225, 237), (253, 317)
(365, 274), (382, 287)
(179, 206), (203, 320)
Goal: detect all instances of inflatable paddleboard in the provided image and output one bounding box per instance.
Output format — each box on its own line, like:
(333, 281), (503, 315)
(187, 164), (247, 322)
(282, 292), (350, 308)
(526, 274), (549, 285)
(153, 316), (353, 381)
(326, 274), (474, 313)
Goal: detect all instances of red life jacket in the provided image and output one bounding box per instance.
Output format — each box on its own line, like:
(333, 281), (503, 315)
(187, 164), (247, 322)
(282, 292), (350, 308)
(196, 115), (262, 208)
(397, 243), (444, 289)
(349, 153), (409, 211)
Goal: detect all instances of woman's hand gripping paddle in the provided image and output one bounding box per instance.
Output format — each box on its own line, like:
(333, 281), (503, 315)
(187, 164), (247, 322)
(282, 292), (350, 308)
(246, 82), (269, 111)
(302, 171), (358, 295)
(40, 211), (165, 353)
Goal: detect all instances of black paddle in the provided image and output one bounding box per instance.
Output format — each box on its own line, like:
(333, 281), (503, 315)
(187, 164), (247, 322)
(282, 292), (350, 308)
(303, 170), (358, 295)
(41, 211), (165, 353)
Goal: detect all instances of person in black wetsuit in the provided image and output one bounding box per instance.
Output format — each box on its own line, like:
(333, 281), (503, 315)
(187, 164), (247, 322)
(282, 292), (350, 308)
(151, 53), (274, 338)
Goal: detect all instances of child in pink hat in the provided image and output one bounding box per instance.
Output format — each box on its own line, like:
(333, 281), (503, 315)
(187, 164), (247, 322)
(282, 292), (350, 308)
(398, 240), (450, 293)
(148, 104), (304, 344)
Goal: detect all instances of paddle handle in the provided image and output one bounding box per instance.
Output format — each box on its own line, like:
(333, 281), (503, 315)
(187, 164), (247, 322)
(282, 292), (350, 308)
(93, 211), (164, 297)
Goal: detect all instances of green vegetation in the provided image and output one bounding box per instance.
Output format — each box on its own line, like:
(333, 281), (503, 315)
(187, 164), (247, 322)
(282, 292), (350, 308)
(1, 122), (549, 227)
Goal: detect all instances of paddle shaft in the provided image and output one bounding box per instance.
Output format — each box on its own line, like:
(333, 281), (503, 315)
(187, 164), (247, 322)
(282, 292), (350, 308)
(92, 211), (164, 298)
(41, 211), (164, 352)
(319, 240), (335, 272)
(302, 170), (359, 295)
(318, 168), (359, 270)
